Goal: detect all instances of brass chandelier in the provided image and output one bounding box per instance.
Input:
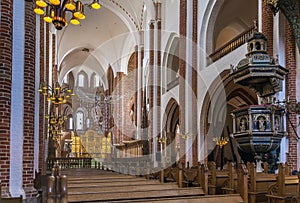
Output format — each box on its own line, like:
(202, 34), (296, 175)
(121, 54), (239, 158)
(34, 0), (101, 30)
(38, 81), (75, 105)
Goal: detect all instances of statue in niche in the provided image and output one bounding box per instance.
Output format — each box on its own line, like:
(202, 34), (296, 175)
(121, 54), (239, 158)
(274, 116), (280, 131)
(258, 116), (266, 131)
(239, 117), (248, 132)
(265, 116), (270, 130)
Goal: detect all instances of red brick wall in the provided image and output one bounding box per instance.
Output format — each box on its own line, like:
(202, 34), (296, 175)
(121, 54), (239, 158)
(262, 0), (274, 56)
(0, 0), (13, 196)
(23, 1), (37, 197)
(179, 0), (186, 165)
(285, 20), (297, 171)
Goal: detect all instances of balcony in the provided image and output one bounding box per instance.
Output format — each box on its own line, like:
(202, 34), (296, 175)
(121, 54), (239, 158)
(209, 26), (257, 63)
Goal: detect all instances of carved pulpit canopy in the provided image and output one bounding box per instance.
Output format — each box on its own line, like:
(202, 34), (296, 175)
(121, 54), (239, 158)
(231, 31), (288, 97)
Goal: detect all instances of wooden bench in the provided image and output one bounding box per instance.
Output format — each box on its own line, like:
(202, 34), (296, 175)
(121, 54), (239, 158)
(178, 163), (208, 194)
(68, 187), (205, 202)
(266, 163), (300, 203)
(107, 194), (245, 203)
(161, 166), (178, 183)
(182, 167), (199, 187)
(208, 161), (230, 195)
(248, 162), (277, 203)
(219, 163), (249, 202)
(221, 162), (238, 194)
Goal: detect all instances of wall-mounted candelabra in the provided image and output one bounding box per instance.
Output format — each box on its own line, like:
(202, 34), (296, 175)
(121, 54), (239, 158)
(213, 136), (229, 149)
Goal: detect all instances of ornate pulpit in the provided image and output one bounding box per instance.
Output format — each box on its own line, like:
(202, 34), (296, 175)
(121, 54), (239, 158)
(230, 31), (288, 159)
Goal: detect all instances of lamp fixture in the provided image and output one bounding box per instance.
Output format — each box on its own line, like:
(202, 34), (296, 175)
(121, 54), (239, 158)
(157, 136), (167, 143)
(213, 136), (229, 148)
(38, 81), (75, 105)
(33, 0), (101, 30)
(46, 112), (67, 141)
(178, 132), (193, 139)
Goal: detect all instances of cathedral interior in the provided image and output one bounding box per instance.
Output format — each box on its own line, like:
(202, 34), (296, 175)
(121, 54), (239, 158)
(0, 0), (300, 202)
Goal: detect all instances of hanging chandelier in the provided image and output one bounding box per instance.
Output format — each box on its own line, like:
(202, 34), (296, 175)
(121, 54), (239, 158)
(38, 81), (75, 105)
(34, 0), (101, 30)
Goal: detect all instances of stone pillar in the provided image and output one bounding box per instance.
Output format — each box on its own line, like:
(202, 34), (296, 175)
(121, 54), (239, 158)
(0, 0), (14, 198)
(285, 20), (297, 171)
(23, 1), (38, 198)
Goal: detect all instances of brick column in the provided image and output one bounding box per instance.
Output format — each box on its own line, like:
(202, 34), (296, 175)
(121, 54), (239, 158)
(136, 32), (144, 140)
(155, 2), (162, 158)
(52, 34), (58, 83)
(38, 17), (46, 175)
(23, 1), (37, 198)
(262, 0), (274, 56)
(179, 0), (187, 165)
(285, 20), (297, 171)
(134, 46), (138, 128)
(44, 24), (51, 161)
(0, 0), (13, 197)
(113, 72), (125, 145)
(191, 0), (198, 166)
(148, 20), (155, 156)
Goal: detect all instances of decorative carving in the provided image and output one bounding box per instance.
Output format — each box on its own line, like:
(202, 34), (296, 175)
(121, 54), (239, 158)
(231, 31), (288, 97)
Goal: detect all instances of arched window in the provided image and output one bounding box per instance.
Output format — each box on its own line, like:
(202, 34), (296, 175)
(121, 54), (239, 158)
(78, 74), (84, 87)
(66, 116), (74, 130)
(94, 75), (100, 88)
(86, 118), (90, 128)
(76, 111), (84, 130)
(63, 75), (68, 83)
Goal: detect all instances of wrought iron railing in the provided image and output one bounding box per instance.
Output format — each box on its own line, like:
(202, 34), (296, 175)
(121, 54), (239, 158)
(209, 26), (256, 62)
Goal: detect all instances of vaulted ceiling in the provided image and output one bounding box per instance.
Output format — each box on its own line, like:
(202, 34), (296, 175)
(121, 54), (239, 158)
(57, 0), (155, 81)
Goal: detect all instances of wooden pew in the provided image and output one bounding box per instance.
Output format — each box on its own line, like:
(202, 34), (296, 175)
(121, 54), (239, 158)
(162, 166), (178, 183)
(182, 165), (200, 187)
(248, 162), (277, 203)
(220, 163), (249, 202)
(236, 163), (249, 203)
(68, 184), (205, 202)
(207, 161), (229, 195)
(178, 163), (208, 194)
(110, 194), (245, 203)
(266, 163), (300, 203)
(221, 162), (237, 194)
